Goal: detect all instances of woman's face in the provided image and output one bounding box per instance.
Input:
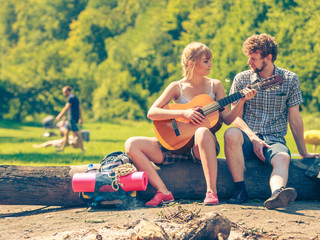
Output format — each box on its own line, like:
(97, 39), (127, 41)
(193, 54), (212, 76)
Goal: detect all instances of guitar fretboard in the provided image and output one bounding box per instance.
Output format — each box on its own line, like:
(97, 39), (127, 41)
(201, 92), (243, 116)
(218, 92), (244, 108)
(199, 74), (282, 116)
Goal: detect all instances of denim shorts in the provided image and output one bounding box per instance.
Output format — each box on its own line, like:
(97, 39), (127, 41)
(241, 131), (290, 165)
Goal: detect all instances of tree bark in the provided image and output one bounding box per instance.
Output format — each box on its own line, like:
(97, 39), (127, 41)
(0, 165), (84, 206)
(0, 158), (319, 207)
(140, 157), (320, 202)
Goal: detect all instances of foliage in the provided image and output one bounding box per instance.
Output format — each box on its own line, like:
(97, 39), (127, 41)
(0, 0), (320, 121)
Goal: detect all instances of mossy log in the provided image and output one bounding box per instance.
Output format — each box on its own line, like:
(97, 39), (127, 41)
(0, 158), (319, 206)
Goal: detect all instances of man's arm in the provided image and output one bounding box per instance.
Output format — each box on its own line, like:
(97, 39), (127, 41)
(55, 103), (71, 121)
(231, 104), (270, 161)
(288, 105), (319, 158)
(231, 105), (254, 138)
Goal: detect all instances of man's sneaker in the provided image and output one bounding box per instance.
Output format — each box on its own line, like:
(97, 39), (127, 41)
(203, 191), (219, 205)
(264, 187), (297, 210)
(145, 191), (174, 207)
(228, 189), (248, 204)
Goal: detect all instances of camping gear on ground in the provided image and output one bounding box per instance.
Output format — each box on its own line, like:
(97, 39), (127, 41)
(81, 130), (90, 142)
(42, 115), (55, 129)
(72, 151), (148, 208)
(72, 173), (96, 192)
(118, 171), (147, 191)
(305, 156), (320, 183)
(72, 171), (147, 192)
(42, 115), (57, 137)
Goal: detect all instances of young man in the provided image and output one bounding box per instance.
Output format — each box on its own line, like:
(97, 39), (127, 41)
(224, 33), (319, 210)
(55, 85), (84, 152)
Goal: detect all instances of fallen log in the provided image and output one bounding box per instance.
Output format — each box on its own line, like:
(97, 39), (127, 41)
(0, 158), (319, 206)
(0, 165), (86, 206)
(140, 157), (320, 202)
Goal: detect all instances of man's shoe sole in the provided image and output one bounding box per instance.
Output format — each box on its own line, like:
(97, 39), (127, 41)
(264, 188), (297, 210)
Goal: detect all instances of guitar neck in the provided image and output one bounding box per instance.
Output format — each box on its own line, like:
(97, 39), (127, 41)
(218, 92), (244, 108)
(201, 92), (243, 116)
(199, 74), (282, 116)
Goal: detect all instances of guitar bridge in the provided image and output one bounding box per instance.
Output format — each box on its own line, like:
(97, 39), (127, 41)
(170, 119), (180, 136)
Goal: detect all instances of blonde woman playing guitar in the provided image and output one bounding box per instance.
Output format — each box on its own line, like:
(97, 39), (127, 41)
(125, 42), (257, 207)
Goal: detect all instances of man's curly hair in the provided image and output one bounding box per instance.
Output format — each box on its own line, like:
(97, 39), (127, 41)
(242, 33), (278, 62)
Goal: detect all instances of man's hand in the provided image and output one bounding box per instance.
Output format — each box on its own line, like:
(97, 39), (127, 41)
(242, 86), (257, 101)
(251, 137), (270, 162)
(56, 103), (70, 123)
(55, 115), (61, 122)
(301, 152), (319, 159)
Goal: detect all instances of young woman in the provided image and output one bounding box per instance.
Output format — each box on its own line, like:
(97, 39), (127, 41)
(125, 42), (256, 207)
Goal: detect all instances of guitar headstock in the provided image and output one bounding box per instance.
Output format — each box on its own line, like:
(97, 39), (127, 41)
(258, 74), (284, 90)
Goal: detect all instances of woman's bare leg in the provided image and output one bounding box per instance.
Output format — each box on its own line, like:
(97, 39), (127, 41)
(192, 128), (218, 194)
(125, 136), (170, 194)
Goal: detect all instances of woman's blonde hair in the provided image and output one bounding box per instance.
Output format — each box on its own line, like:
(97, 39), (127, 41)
(181, 42), (212, 79)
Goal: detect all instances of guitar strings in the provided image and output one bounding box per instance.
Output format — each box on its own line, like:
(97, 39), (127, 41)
(201, 92), (243, 116)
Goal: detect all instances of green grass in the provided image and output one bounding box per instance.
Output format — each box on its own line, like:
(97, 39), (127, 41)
(0, 117), (317, 166)
(0, 120), (155, 166)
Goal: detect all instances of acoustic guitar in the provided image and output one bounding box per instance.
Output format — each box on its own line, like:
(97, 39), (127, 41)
(153, 74), (284, 154)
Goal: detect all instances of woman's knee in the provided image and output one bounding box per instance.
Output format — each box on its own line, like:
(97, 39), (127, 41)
(224, 127), (243, 145)
(124, 137), (139, 155)
(194, 127), (215, 145)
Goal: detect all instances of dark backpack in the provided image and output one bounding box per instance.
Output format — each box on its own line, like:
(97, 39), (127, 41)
(99, 151), (131, 172)
(80, 151), (137, 209)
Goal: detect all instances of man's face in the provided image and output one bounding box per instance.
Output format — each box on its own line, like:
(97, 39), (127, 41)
(247, 52), (267, 73)
(62, 88), (70, 97)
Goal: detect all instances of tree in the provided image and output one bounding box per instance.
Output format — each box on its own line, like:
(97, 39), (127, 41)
(1, 0), (320, 121)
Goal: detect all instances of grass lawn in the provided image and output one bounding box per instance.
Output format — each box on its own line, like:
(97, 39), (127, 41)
(0, 120), (155, 166)
(0, 118), (316, 166)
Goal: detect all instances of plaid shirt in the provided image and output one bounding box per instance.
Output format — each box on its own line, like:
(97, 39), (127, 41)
(229, 65), (303, 144)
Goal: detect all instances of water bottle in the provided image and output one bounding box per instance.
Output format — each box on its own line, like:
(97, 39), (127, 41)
(87, 163), (95, 173)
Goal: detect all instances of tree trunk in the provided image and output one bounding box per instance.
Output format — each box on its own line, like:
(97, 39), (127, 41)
(0, 158), (319, 207)
(0, 165), (86, 206)
(140, 157), (320, 202)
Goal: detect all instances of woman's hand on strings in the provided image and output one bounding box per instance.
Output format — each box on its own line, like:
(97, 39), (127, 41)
(183, 107), (205, 125)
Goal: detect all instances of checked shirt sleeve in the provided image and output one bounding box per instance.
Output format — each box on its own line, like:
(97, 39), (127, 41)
(286, 73), (303, 108)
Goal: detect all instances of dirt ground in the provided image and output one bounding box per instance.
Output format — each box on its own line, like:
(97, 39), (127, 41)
(0, 199), (319, 240)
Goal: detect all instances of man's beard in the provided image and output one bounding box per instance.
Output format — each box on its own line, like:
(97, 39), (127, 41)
(253, 60), (267, 73)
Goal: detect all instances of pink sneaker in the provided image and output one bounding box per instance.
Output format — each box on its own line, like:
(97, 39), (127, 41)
(145, 191), (174, 207)
(203, 191), (219, 205)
